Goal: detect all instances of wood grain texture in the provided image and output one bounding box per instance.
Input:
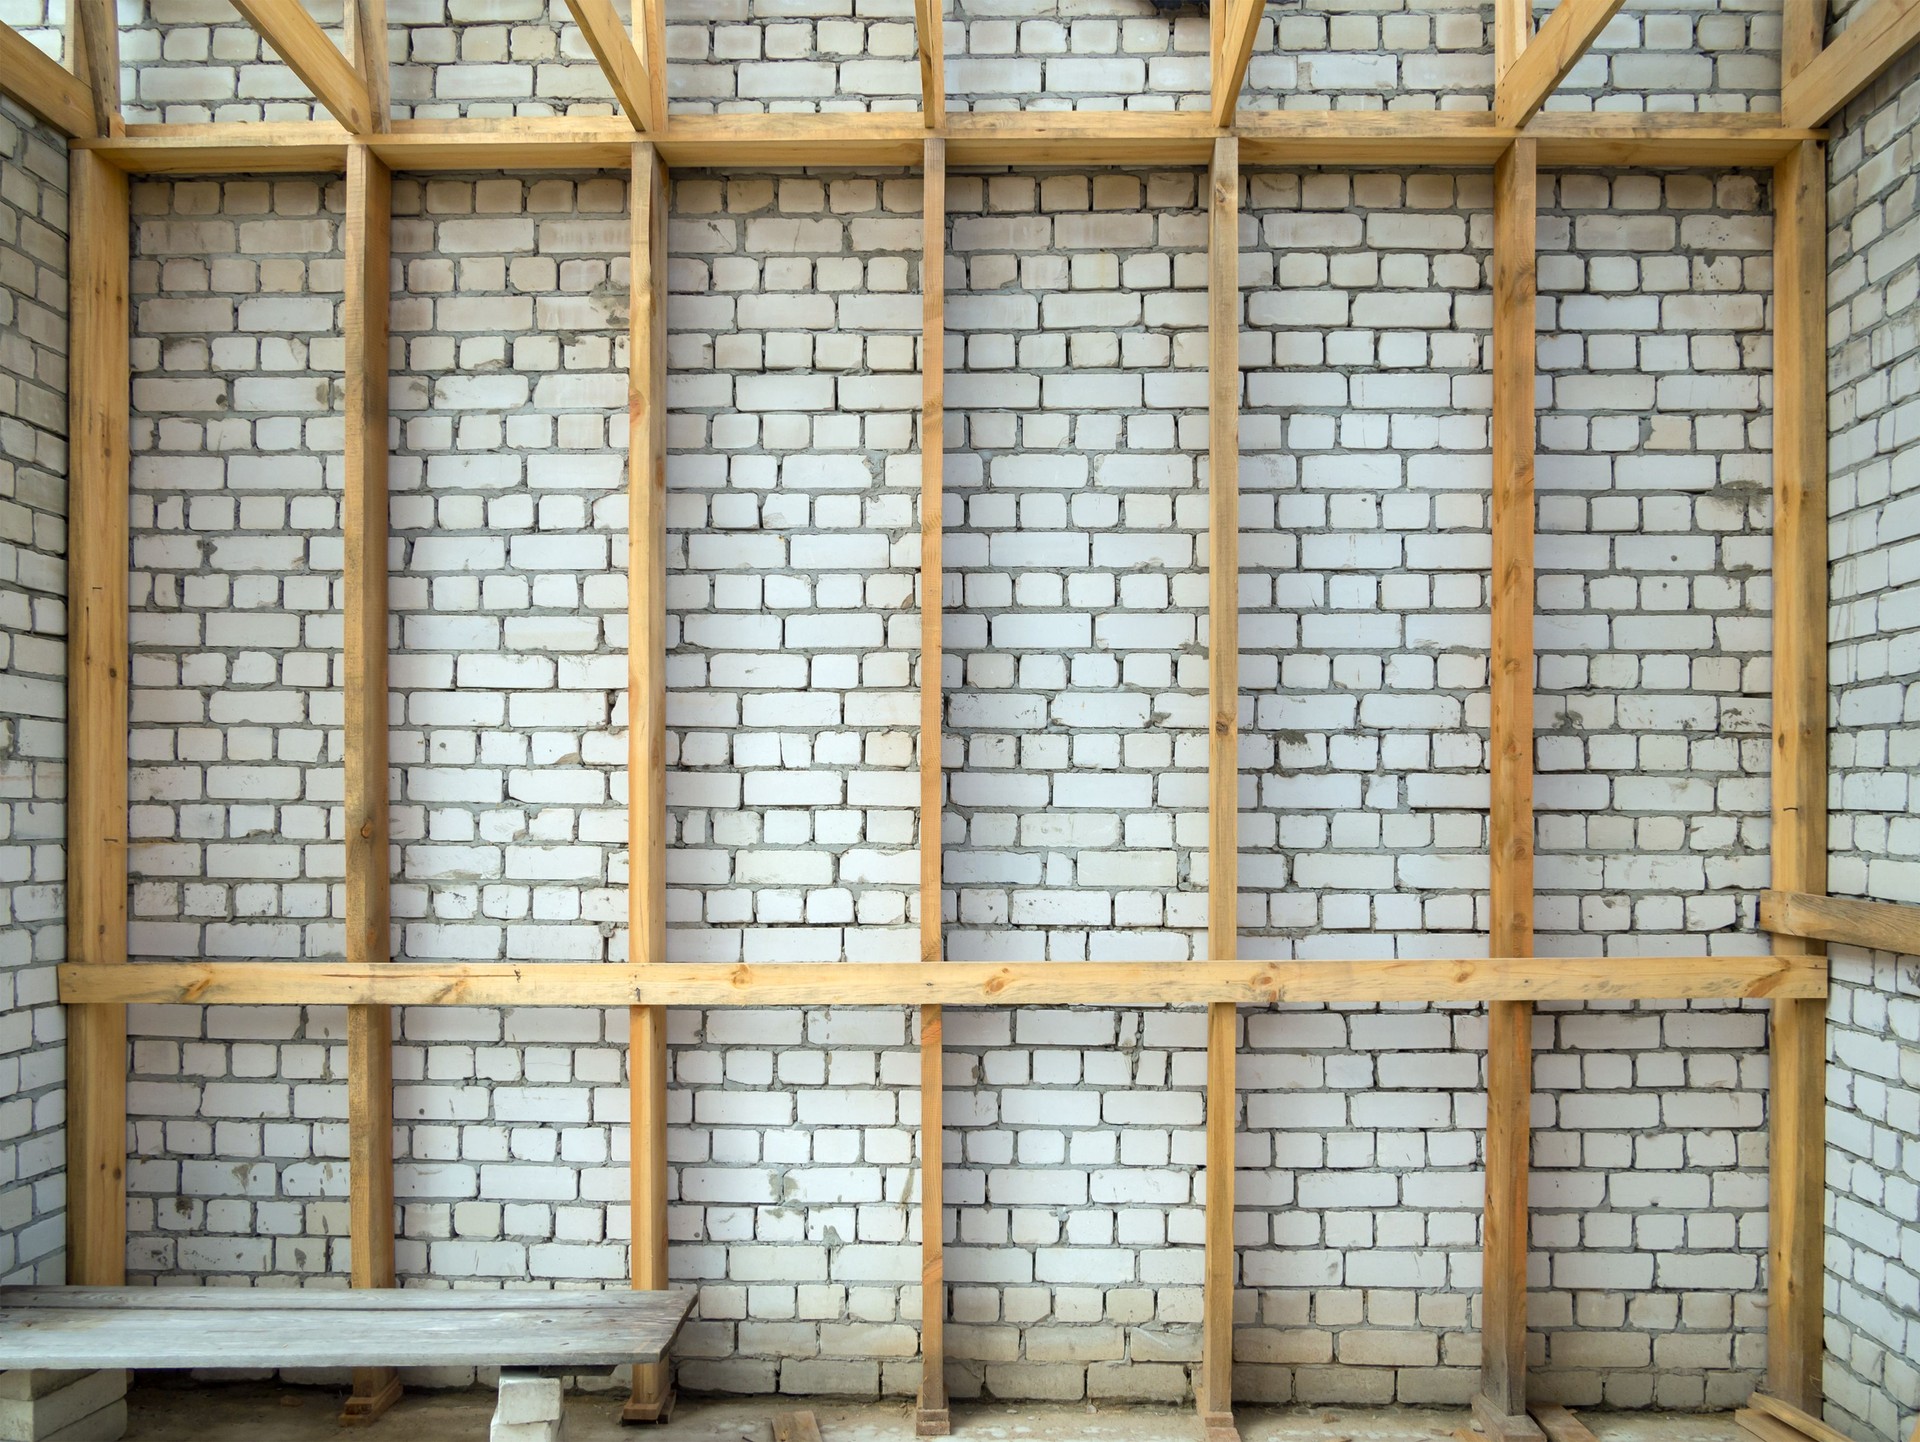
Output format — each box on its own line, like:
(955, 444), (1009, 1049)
(773, 1412), (825, 1442)
(1210, 0), (1264, 128)
(1531, 1405), (1598, 1442)
(1747, 1393), (1857, 1442)
(625, 138), (675, 1427)
(0, 22), (97, 137)
(1737, 1410), (1817, 1442)
(1481, 137), (1538, 1424)
(1493, 0), (1629, 128)
(1779, 0), (1829, 84)
(343, 0), (389, 130)
(913, 0), (944, 126)
(562, 0), (657, 131)
(229, 0), (374, 133)
(1782, 0), (1920, 126)
(1761, 890), (1920, 957)
(65, 147), (130, 1289)
(57, 955), (1829, 1008)
(342, 142), (397, 1421)
(1766, 137), (1827, 1414)
(916, 135), (950, 1440)
(1495, 0), (1529, 77)
(69, 0), (121, 136)
(1201, 1001), (1237, 1422)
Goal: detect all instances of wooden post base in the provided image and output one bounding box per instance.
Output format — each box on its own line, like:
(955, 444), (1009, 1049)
(340, 1369), (402, 1426)
(620, 1388), (676, 1425)
(915, 1404), (951, 1437)
(1199, 1404), (1240, 1442)
(1473, 1393), (1546, 1442)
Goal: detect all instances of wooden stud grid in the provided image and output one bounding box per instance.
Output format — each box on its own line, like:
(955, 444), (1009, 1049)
(916, 136), (950, 1441)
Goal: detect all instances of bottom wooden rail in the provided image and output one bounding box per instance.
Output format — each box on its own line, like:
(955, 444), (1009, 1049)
(58, 954), (1825, 1008)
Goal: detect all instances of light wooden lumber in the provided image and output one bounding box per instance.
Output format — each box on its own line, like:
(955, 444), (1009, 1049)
(624, 137), (674, 1428)
(914, 0), (943, 126)
(1480, 135), (1539, 1427)
(638, 0), (665, 126)
(1495, 0), (1629, 128)
(916, 135), (950, 1442)
(0, 22), (97, 137)
(562, 0), (658, 132)
(1531, 1405), (1599, 1442)
(0, 1288), (689, 1309)
(1748, 1394), (1857, 1442)
(69, 0), (120, 136)
(1738, 1410), (1819, 1442)
(1762, 890), (1920, 957)
(343, 0), (388, 131)
(1475, 1394), (1547, 1442)
(340, 141), (398, 1428)
(1495, 0), (1530, 77)
(773, 1413), (825, 1442)
(65, 147), (130, 1290)
(1766, 136), (1827, 1416)
(58, 955), (1828, 1008)
(1779, 0), (1829, 83)
(229, 0), (375, 134)
(1210, 0), (1264, 128)
(1782, 0), (1920, 126)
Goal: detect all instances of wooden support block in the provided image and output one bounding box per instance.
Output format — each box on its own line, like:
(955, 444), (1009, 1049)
(773, 1412), (824, 1442)
(1530, 1404), (1598, 1442)
(1473, 1393), (1547, 1442)
(339, 1370), (402, 1426)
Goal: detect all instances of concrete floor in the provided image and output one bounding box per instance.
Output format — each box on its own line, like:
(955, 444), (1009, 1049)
(125, 1382), (1746, 1442)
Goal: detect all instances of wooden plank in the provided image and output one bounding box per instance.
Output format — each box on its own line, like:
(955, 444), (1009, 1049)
(0, 22), (98, 137)
(1480, 137), (1538, 1429)
(69, 0), (120, 137)
(1210, 0), (1264, 128)
(913, 0), (943, 127)
(1748, 1394), (1858, 1442)
(637, 0), (665, 127)
(773, 1413), (825, 1442)
(343, 0), (389, 131)
(1531, 1405), (1599, 1442)
(1767, 136), (1828, 1417)
(1495, 0), (1629, 129)
(1738, 1410), (1818, 1442)
(916, 135), (949, 1442)
(0, 1293), (692, 1371)
(0, 1287), (691, 1310)
(1762, 890), (1920, 958)
(65, 147), (130, 1291)
(1780, 0), (1829, 85)
(624, 137), (674, 1429)
(1200, 1004), (1237, 1427)
(562, 0), (658, 132)
(228, 0), (375, 134)
(57, 955), (1829, 1009)
(1782, 0), (1920, 126)
(1495, 0), (1530, 78)
(340, 142), (398, 1429)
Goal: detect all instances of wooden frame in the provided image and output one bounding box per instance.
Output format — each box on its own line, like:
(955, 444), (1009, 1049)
(21, 2), (1915, 1430)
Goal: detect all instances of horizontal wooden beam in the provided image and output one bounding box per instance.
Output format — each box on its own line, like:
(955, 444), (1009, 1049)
(1761, 889), (1920, 957)
(228, 0), (375, 134)
(0, 21), (98, 137)
(60, 954), (1825, 1009)
(1494, 0), (1629, 129)
(69, 110), (1824, 175)
(1782, 0), (1920, 127)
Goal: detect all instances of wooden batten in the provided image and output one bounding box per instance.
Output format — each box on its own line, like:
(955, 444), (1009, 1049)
(1761, 889), (1920, 957)
(914, 0), (944, 127)
(0, 23), (98, 138)
(1494, 0), (1628, 129)
(339, 142), (399, 1427)
(916, 136), (950, 1441)
(65, 147), (131, 1288)
(1210, 0), (1263, 129)
(1765, 137), (1828, 1415)
(1478, 136), (1540, 1436)
(624, 138), (675, 1427)
(562, 0), (658, 132)
(229, 0), (376, 134)
(343, 0), (390, 131)
(68, 0), (121, 137)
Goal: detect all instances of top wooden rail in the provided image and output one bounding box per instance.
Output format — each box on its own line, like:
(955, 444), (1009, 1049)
(64, 110), (1825, 175)
(57, 953), (1826, 1008)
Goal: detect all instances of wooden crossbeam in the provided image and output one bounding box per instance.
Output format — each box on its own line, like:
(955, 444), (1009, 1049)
(914, 0), (944, 126)
(1783, 0), (1920, 126)
(562, 0), (658, 132)
(1494, 0), (1629, 128)
(0, 22), (97, 138)
(1762, 890), (1920, 957)
(229, 0), (376, 133)
(56, 955), (1828, 1008)
(1210, 0), (1264, 128)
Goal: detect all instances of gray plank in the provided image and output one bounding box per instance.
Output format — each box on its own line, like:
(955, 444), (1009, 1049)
(0, 1287), (688, 1314)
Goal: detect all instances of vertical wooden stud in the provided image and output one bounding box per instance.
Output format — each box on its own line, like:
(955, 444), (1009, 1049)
(68, 0), (122, 138)
(344, 0), (391, 131)
(65, 147), (130, 1290)
(339, 143), (401, 1427)
(1200, 133), (1240, 1442)
(1495, 0), (1532, 80)
(1766, 137), (1828, 1417)
(1779, 0), (1828, 86)
(638, 0), (667, 140)
(915, 134), (950, 1442)
(624, 138), (675, 1427)
(914, 0), (944, 128)
(1476, 137), (1542, 1442)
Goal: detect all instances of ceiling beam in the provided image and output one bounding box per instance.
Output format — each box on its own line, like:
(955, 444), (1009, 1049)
(563, 0), (657, 131)
(1783, 0), (1920, 126)
(0, 22), (97, 137)
(228, 0), (375, 134)
(914, 0), (944, 127)
(1210, 0), (1263, 129)
(1495, 0), (1628, 129)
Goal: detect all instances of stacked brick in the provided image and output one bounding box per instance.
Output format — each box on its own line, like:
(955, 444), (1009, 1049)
(0, 95), (68, 1286)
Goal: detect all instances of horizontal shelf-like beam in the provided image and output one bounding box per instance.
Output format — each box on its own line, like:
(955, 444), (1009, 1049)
(59, 954), (1826, 1008)
(1761, 889), (1920, 957)
(66, 110), (1825, 175)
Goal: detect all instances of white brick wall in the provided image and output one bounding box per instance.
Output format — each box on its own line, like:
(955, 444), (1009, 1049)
(4, 0), (1786, 123)
(1822, 38), (1920, 1442)
(0, 94), (69, 1286)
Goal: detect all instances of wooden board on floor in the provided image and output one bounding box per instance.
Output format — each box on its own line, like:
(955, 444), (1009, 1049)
(1531, 1404), (1599, 1442)
(1746, 1396), (1856, 1442)
(1738, 1409), (1816, 1442)
(774, 1412), (825, 1442)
